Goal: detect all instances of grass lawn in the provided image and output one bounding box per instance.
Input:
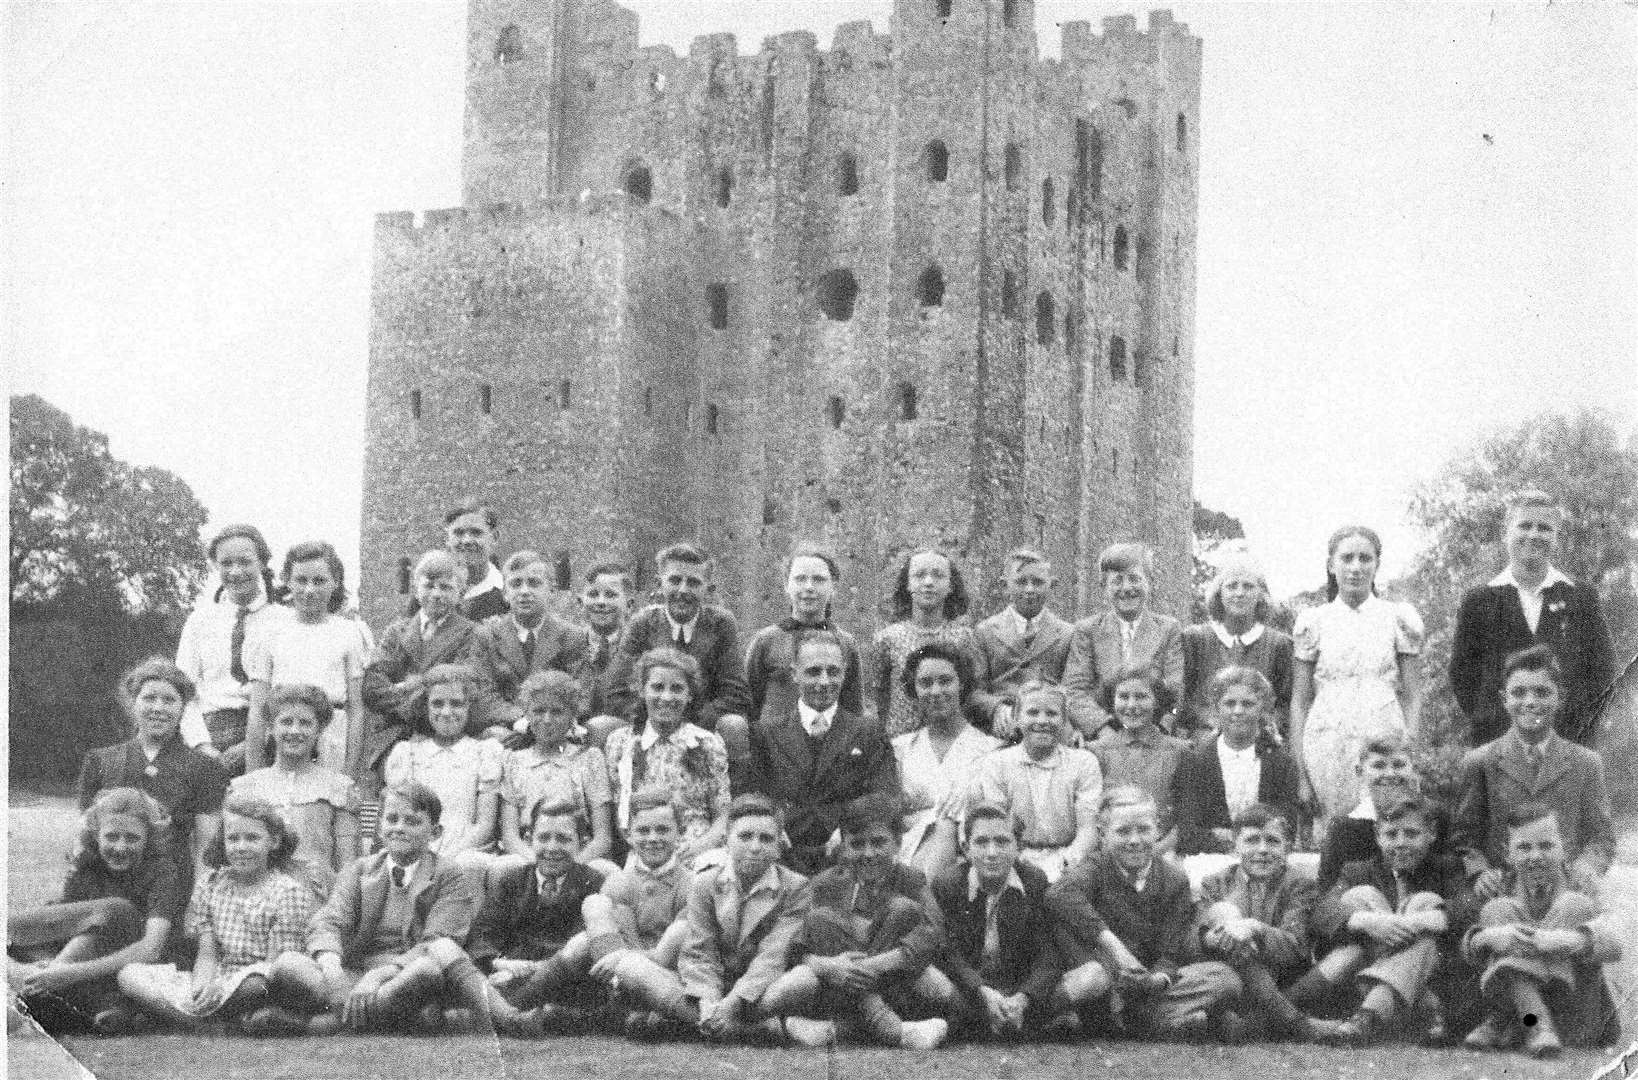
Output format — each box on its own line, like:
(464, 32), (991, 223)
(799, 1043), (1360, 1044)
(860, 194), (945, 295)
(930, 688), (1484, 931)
(10, 788), (1635, 1080)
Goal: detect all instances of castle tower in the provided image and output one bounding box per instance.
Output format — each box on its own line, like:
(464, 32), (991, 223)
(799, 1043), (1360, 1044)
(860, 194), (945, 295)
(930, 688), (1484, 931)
(360, 0), (1200, 633)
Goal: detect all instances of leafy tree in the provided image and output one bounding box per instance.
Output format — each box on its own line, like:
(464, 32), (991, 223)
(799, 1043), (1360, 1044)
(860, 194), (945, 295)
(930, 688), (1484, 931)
(11, 393), (208, 615)
(1191, 499), (1246, 621)
(1396, 408), (1638, 791)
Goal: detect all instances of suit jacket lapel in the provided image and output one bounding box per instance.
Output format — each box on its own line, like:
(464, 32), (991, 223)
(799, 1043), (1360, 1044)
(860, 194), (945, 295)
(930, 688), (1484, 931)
(812, 709), (859, 779)
(494, 622), (525, 677)
(1200, 741), (1229, 818)
(737, 874), (782, 949)
(1534, 738), (1572, 791)
(1493, 585), (1534, 646)
(1496, 738), (1535, 789)
(1031, 611), (1072, 659)
(768, 714), (816, 774)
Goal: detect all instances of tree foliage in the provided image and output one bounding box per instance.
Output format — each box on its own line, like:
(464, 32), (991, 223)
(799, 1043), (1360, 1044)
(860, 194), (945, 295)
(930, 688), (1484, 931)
(10, 393), (209, 616)
(1191, 499), (1246, 622)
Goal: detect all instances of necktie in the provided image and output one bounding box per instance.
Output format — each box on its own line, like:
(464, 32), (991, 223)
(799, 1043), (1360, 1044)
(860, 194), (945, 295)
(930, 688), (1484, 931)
(1120, 622), (1134, 665)
(806, 711), (831, 740)
(391, 865), (407, 889)
(673, 625), (687, 647)
(229, 605), (249, 682)
(982, 892), (1002, 962)
(1527, 749), (1542, 787)
(595, 635), (611, 670)
(522, 629), (537, 667)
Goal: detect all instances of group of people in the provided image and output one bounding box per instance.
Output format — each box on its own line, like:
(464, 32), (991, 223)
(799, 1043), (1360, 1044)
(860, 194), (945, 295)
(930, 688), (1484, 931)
(7, 490), (1623, 1059)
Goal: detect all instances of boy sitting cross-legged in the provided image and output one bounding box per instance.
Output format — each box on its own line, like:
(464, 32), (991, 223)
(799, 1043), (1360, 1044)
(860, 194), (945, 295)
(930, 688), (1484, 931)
(1310, 794), (1474, 1046)
(1461, 803), (1622, 1057)
(761, 792), (951, 1049)
(266, 781), (486, 1034)
(470, 799), (606, 1036)
(603, 794), (808, 1043)
(580, 787), (696, 1037)
(931, 801), (1065, 1040)
(1196, 803), (1334, 1042)
(1046, 785), (1243, 1040)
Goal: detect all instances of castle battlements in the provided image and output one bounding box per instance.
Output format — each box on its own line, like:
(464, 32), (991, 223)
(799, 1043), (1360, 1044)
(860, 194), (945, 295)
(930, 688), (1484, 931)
(361, 0), (1202, 635)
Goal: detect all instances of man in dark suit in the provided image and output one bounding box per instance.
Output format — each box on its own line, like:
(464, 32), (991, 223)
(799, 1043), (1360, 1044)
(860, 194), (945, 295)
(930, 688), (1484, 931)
(974, 548), (1076, 738)
(1171, 671), (1301, 856)
(1450, 491), (1615, 745)
(747, 631), (899, 872)
(597, 543), (753, 768)
(470, 550), (591, 744)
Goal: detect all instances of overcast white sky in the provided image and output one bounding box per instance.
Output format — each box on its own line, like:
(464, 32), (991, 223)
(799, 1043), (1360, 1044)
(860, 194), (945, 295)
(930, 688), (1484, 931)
(5, 1), (1635, 601)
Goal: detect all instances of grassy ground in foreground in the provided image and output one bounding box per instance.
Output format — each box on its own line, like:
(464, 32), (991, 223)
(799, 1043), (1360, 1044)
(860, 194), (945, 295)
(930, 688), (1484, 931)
(10, 787), (1636, 1080)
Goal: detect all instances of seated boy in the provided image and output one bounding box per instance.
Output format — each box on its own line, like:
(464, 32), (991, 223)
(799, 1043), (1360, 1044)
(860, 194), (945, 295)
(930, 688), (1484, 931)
(1046, 785), (1242, 1039)
(470, 550), (592, 747)
(267, 781), (485, 1034)
(602, 794), (807, 1043)
(469, 799), (605, 1035)
(1462, 803), (1622, 1057)
(1309, 794), (1473, 1045)
(970, 683), (1101, 883)
(761, 793), (950, 1049)
(931, 801), (1064, 1039)
(1196, 803), (1330, 1041)
(580, 787), (695, 1035)
(361, 551), (477, 778)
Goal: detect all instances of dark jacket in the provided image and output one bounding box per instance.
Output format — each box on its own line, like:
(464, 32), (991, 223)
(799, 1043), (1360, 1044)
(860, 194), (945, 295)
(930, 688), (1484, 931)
(466, 861), (605, 971)
(747, 706), (898, 858)
(1046, 850), (1198, 978)
(360, 613), (478, 730)
(1171, 735), (1302, 855)
(803, 862), (944, 968)
(604, 605), (751, 729)
(1313, 852), (1474, 954)
(933, 859), (1062, 1005)
(1449, 578), (1613, 745)
(77, 736), (227, 858)
(469, 612), (592, 726)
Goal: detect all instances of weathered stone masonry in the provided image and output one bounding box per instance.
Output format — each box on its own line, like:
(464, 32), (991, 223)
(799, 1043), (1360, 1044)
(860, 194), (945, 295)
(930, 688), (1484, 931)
(361, 0), (1200, 637)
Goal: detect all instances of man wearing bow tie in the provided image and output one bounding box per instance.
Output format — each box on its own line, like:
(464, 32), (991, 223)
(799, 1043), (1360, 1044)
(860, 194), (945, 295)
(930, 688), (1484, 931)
(1450, 491), (1615, 746)
(746, 631), (899, 874)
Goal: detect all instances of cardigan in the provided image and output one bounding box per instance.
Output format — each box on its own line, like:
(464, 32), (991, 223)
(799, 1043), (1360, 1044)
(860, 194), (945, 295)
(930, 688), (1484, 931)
(1170, 735), (1302, 855)
(933, 859), (1062, 1004)
(1046, 850), (1197, 977)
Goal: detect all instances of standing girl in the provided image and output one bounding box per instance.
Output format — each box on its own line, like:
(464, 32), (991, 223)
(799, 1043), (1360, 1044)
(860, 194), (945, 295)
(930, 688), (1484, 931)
(117, 797), (314, 1031)
(1291, 526), (1425, 822)
(1180, 554), (1294, 739)
(175, 524), (293, 773)
(243, 541), (371, 780)
(230, 684), (359, 900)
(743, 546), (866, 726)
(8, 788), (182, 1034)
(868, 549), (999, 738)
(77, 659), (227, 879)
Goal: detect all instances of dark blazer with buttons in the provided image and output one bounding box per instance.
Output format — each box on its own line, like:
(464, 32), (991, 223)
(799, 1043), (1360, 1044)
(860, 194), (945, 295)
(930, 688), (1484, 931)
(933, 858), (1062, 1006)
(746, 706), (899, 855)
(306, 850), (478, 967)
(973, 609), (1076, 698)
(603, 605), (751, 729)
(1451, 730), (1615, 879)
(466, 860), (605, 971)
(470, 612), (592, 727)
(1171, 735), (1302, 855)
(1449, 578), (1614, 745)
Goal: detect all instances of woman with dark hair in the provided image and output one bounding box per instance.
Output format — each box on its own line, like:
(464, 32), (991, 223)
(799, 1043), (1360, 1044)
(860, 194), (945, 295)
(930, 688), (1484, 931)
(176, 524), (293, 772)
(1291, 526), (1425, 822)
(867, 549), (999, 738)
(892, 642), (1001, 876)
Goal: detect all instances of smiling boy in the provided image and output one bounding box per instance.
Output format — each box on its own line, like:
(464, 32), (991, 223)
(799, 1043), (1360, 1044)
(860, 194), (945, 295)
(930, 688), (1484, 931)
(1062, 544), (1185, 738)
(974, 549), (1075, 737)
(470, 550), (591, 745)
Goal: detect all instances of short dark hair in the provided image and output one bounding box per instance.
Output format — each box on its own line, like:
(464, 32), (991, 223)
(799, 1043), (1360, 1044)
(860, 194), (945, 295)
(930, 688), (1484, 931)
(281, 540), (348, 612)
(1094, 664), (1177, 718)
(443, 501), (498, 532)
(1230, 802), (1294, 840)
(1375, 793), (1436, 831)
(1502, 644), (1564, 694)
(503, 549), (548, 576)
(626, 786), (684, 829)
(205, 796), (299, 871)
(382, 781), (443, 827)
(725, 792), (783, 831)
(583, 560), (634, 591)
(900, 641), (975, 703)
(792, 628), (845, 667)
(1505, 801), (1559, 835)
(655, 542), (711, 571)
(207, 523), (273, 566)
(528, 798), (589, 840)
(839, 792), (904, 838)
(1098, 542), (1153, 577)
(787, 545), (841, 582)
(961, 800), (1024, 843)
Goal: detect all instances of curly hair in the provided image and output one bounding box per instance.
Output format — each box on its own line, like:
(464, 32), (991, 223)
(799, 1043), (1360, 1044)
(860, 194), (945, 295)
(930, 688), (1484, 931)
(889, 548), (971, 621)
(72, 787), (171, 872)
(631, 647), (704, 727)
(1095, 664), (1177, 720)
(899, 641), (976, 704)
(203, 795), (299, 872)
(281, 540), (348, 612)
(268, 683), (334, 729)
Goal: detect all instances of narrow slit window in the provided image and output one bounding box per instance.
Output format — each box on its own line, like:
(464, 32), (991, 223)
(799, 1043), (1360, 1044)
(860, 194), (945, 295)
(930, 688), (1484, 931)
(899, 383), (918, 420)
(624, 164), (652, 204)
(1041, 178), (1055, 225)
(479, 384), (492, 415)
(558, 379), (572, 409)
(706, 403), (720, 435)
(409, 389), (422, 420)
(925, 140), (949, 182)
(826, 395), (845, 428)
(1112, 226), (1129, 270)
(707, 283), (729, 330)
(397, 557), (413, 594)
(1004, 144), (1022, 190)
(837, 153), (860, 196)
(917, 264), (945, 307)
(1109, 335), (1127, 380)
(817, 269), (859, 321)
(1176, 112), (1188, 154)
(1001, 271), (1018, 319)
(1002, 0), (1018, 29)
(643, 385), (653, 416)
(713, 167), (733, 208)
(1035, 292), (1055, 346)
(762, 496), (777, 526)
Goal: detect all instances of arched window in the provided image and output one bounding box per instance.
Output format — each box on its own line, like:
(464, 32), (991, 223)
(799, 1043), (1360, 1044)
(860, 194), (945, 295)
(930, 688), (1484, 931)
(1112, 226), (1129, 270)
(707, 283), (729, 330)
(1000, 271), (1018, 319)
(494, 24), (523, 64)
(917, 264), (945, 307)
(1041, 177), (1055, 225)
(1176, 112), (1188, 154)
(817, 269), (859, 321)
(837, 153), (860, 196)
(898, 383), (918, 421)
(712, 167), (733, 208)
(624, 164), (652, 204)
(1004, 144), (1022, 191)
(1109, 335), (1127, 380)
(925, 140), (949, 182)
(827, 395), (845, 428)
(1035, 292), (1055, 346)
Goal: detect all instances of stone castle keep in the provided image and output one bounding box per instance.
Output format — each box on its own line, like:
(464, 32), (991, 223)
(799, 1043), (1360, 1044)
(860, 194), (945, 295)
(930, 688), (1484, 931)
(360, 0), (1200, 633)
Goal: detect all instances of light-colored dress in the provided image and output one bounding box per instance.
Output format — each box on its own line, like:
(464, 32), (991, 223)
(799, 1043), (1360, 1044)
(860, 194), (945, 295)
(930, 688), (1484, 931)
(384, 735), (504, 856)
(244, 614), (372, 770)
(1294, 595), (1424, 817)
(606, 722), (730, 851)
(120, 868), (312, 1018)
(893, 724), (1002, 861)
(229, 765), (356, 900)
(868, 621), (983, 738)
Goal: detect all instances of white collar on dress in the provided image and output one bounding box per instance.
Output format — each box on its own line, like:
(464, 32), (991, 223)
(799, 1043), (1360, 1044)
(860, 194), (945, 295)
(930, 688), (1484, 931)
(1210, 621), (1264, 648)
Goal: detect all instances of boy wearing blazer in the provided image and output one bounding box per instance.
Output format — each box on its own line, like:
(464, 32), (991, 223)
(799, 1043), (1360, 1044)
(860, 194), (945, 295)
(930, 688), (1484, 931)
(470, 550), (591, 744)
(1063, 544), (1184, 739)
(974, 549), (1076, 737)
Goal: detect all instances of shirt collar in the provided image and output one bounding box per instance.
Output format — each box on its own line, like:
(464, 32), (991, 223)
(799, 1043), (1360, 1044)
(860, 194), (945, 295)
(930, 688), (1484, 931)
(665, 611), (699, 644)
(1490, 565), (1573, 590)
(1508, 726), (1558, 758)
(1210, 620), (1264, 648)
(625, 850), (681, 877)
(535, 866), (566, 895)
(1348, 794), (1378, 821)
(722, 861), (782, 899)
(466, 561), (504, 601)
(388, 857), (421, 885)
(512, 614), (545, 639)
(1006, 606), (1036, 638)
(1216, 736), (1258, 762)
(967, 865), (1027, 902)
(1118, 858), (1154, 891)
(797, 699), (837, 732)
(639, 722), (696, 751)
(219, 585), (269, 613)
(418, 609), (448, 636)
